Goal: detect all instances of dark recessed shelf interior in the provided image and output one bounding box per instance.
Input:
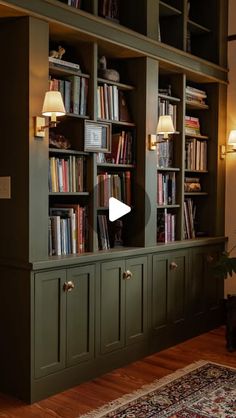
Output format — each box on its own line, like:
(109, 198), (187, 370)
(159, 1), (182, 17)
(187, 19), (211, 35)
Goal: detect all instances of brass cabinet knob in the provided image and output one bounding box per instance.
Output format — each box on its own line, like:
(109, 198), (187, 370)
(123, 270), (133, 280)
(170, 261), (178, 270)
(63, 281), (75, 292)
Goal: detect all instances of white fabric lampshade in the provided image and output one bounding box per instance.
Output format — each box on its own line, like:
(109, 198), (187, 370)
(42, 91), (66, 117)
(156, 115), (175, 138)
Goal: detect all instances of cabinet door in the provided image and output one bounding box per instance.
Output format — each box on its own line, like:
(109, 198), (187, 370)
(125, 256), (148, 345)
(99, 260), (125, 354)
(189, 246), (208, 318)
(34, 270), (66, 378)
(168, 250), (188, 325)
(66, 265), (95, 367)
(204, 245), (224, 312)
(152, 253), (169, 333)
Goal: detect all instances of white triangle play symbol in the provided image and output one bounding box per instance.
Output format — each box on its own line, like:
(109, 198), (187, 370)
(109, 197), (131, 222)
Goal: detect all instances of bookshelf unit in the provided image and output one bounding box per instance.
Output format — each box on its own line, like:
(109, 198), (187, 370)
(0, 0), (227, 403)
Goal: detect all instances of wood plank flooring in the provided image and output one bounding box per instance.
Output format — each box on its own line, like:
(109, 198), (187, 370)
(1, 326), (236, 418)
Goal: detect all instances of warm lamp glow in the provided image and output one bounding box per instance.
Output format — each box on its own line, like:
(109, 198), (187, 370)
(156, 115), (175, 139)
(42, 91), (66, 121)
(228, 130), (236, 148)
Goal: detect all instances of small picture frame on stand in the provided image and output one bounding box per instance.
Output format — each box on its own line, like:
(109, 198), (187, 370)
(84, 120), (111, 152)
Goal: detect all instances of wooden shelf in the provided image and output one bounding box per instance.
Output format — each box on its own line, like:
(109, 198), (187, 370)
(64, 113), (90, 119)
(159, 1), (182, 17)
(186, 100), (209, 110)
(185, 169), (208, 174)
(185, 133), (209, 140)
(157, 204), (180, 209)
(157, 167), (180, 172)
(49, 63), (90, 78)
(97, 77), (135, 91)
(158, 93), (181, 102)
(97, 163), (135, 169)
(184, 192), (208, 196)
(187, 19), (211, 35)
(97, 118), (135, 127)
(49, 192), (89, 196)
(49, 148), (89, 156)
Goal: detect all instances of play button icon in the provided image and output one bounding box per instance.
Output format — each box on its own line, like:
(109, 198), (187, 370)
(109, 197), (131, 222)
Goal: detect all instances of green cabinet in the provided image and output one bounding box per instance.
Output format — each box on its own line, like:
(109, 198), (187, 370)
(190, 245), (224, 318)
(152, 250), (189, 335)
(34, 265), (95, 378)
(98, 256), (148, 355)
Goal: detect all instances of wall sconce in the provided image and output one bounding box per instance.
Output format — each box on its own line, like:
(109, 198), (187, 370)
(149, 115), (175, 150)
(220, 130), (236, 159)
(34, 91), (66, 138)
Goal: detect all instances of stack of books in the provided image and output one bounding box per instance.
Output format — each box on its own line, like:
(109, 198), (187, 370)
(186, 86), (207, 105)
(184, 177), (201, 192)
(49, 56), (81, 72)
(185, 116), (201, 136)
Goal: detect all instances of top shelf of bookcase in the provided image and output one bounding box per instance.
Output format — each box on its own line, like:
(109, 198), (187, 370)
(97, 77), (135, 91)
(158, 93), (181, 102)
(159, 1), (182, 18)
(49, 63), (90, 78)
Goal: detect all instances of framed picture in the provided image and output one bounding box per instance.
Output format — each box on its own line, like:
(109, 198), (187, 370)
(84, 120), (111, 152)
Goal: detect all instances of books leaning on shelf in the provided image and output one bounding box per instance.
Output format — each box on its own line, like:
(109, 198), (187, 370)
(185, 85), (207, 105)
(97, 214), (110, 250)
(49, 56), (81, 72)
(97, 171), (131, 207)
(105, 131), (133, 164)
(157, 209), (175, 243)
(49, 155), (85, 192)
(98, 0), (119, 22)
(185, 138), (207, 171)
(184, 198), (195, 239)
(97, 85), (131, 122)
(185, 116), (201, 136)
(156, 140), (173, 168)
(157, 172), (176, 206)
(49, 205), (88, 256)
(49, 76), (88, 116)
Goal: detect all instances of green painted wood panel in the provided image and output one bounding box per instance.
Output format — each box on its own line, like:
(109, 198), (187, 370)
(168, 250), (188, 324)
(100, 260), (125, 354)
(152, 254), (168, 331)
(125, 256), (148, 345)
(189, 247), (207, 318)
(204, 245), (224, 311)
(66, 265), (95, 366)
(34, 270), (66, 378)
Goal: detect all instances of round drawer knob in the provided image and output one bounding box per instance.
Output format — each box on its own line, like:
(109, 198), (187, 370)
(170, 261), (178, 270)
(123, 270), (133, 280)
(63, 281), (75, 292)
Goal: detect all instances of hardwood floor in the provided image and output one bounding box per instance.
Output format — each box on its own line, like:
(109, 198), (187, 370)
(1, 327), (236, 418)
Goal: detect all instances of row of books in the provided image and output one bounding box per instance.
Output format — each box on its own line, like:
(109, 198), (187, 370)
(158, 98), (177, 130)
(184, 198), (196, 239)
(49, 76), (88, 116)
(185, 116), (201, 136)
(156, 140), (173, 168)
(97, 86), (131, 122)
(157, 210), (176, 243)
(185, 138), (207, 171)
(107, 131), (133, 164)
(186, 85), (207, 105)
(97, 214), (111, 250)
(157, 172), (176, 206)
(49, 205), (88, 255)
(97, 172), (131, 207)
(59, 0), (81, 8)
(49, 156), (85, 193)
(98, 0), (119, 22)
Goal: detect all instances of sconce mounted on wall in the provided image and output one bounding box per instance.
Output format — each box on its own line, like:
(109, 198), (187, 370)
(149, 115), (175, 151)
(220, 130), (236, 159)
(34, 91), (66, 138)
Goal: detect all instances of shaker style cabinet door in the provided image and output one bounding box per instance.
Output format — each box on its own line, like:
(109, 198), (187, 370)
(34, 270), (66, 378)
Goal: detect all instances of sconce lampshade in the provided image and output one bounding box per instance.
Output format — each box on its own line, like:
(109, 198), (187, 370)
(156, 115), (175, 139)
(42, 91), (66, 120)
(228, 130), (236, 148)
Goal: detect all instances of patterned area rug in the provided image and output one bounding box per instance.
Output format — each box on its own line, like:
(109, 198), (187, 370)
(79, 360), (236, 417)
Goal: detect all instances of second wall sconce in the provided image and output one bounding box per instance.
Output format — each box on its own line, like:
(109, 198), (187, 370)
(220, 130), (236, 159)
(34, 91), (66, 138)
(149, 115), (175, 150)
